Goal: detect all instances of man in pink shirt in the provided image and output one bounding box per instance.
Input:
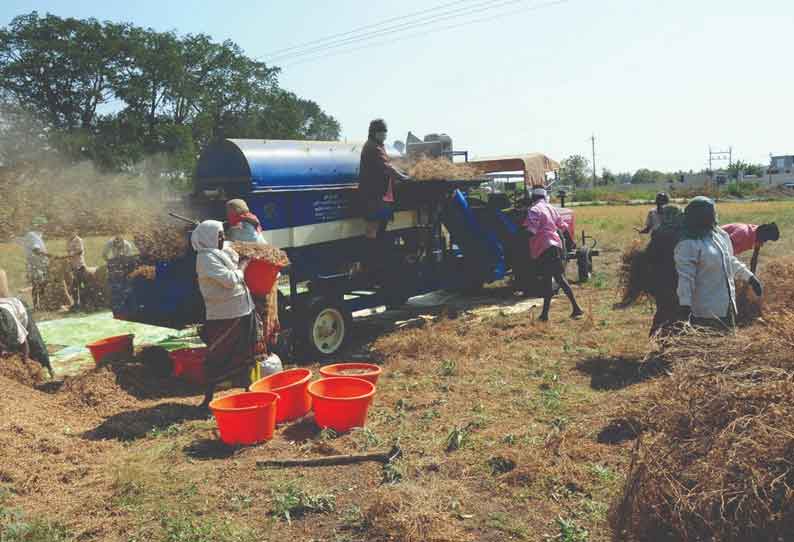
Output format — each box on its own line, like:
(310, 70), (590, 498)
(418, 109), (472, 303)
(721, 223), (779, 255)
(523, 188), (583, 321)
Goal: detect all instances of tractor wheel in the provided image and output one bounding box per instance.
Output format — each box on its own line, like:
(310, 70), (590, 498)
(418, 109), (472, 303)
(298, 296), (351, 360)
(577, 248), (593, 283)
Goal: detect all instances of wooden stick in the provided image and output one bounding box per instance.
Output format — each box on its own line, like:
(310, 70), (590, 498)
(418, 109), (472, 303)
(256, 445), (402, 469)
(750, 244), (761, 275)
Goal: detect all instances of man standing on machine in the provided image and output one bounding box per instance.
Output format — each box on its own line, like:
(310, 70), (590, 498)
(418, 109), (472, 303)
(357, 118), (410, 283)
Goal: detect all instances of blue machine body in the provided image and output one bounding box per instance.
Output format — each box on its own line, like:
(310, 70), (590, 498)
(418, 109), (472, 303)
(117, 139), (512, 330)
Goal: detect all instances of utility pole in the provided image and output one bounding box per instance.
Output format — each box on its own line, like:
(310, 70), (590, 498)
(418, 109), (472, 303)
(590, 134), (596, 188)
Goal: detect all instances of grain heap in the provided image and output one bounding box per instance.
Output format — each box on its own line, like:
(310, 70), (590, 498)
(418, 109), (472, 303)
(0, 354), (48, 387)
(612, 311), (794, 541)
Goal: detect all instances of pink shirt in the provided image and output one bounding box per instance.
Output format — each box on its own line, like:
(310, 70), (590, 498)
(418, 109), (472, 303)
(523, 200), (564, 259)
(722, 223), (759, 255)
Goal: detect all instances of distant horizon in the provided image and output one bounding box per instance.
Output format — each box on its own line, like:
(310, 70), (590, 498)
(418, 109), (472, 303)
(2, 0), (792, 173)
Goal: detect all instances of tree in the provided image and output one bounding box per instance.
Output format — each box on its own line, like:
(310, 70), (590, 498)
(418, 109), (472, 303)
(601, 168), (616, 185)
(0, 12), (341, 184)
(560, 154), (590, 187)
(727, 160), (764, 179)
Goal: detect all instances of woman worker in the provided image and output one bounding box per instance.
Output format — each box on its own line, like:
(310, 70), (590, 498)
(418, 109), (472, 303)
(674, 197), (763, 329)
(225, 199), (280, 356)
(524, 187), (584, 322)
(191, 221), (257, 409)
(0, 269), (53, 377)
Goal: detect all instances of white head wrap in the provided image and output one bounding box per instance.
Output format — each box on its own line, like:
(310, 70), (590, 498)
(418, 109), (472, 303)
(532, 187), (548, 200)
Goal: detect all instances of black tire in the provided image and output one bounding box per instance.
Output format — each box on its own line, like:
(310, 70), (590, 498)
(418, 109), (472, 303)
(577, 248), (592, 283)
(297, 296), (352, 360)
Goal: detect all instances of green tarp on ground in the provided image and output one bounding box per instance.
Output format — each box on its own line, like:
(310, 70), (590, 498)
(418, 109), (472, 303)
(37, 311), (201, 376)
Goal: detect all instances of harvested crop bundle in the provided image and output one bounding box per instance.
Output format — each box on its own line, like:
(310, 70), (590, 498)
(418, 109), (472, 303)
(128, 265), (156, 280)
(230, 242), (290, 267)
(132, 220), (191, 262)
(616, 240), (651, 307)
(612, 314), (794, 542)
(396, 157), (479, 181)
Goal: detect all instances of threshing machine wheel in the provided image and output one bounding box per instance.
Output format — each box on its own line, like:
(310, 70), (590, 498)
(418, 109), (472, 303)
(299, 296), (352, 359)
(576, 247), (593, 283)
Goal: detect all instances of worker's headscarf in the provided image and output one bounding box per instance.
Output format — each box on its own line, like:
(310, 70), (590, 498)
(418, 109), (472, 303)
(191, 220), (239, 271)
(682, 196), (718, 240)
(226, 199), (262, 232)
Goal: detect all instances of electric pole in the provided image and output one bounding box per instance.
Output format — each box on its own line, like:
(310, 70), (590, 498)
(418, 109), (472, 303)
(591, 134), (596, 188)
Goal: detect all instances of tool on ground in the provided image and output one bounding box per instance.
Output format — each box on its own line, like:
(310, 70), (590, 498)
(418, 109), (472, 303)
(168, 212), (199, 227)
(255, 444), (402, 469)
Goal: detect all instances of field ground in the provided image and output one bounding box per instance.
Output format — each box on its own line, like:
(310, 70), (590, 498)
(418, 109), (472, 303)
(2, 201), (794, 541)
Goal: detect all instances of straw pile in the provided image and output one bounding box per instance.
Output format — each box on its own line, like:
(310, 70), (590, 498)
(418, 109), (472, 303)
(132, 219), (191, 262)
(611, 312), (794, 541)
(396, 157), (479, 181)
(0, 354), (48, 387)
(230, 242), (290, 267)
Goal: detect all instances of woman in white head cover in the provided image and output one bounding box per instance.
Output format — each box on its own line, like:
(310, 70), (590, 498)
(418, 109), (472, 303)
(191, 220), (256, 409)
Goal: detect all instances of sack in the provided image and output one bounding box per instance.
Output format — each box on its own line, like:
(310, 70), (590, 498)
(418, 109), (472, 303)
(259, 353), (283, 376)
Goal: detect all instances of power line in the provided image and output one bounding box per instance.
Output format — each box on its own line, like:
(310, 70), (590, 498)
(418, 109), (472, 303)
(281, 0), (571, 68)
(263, 0), (478, 58)
(267, 0), (537, 63)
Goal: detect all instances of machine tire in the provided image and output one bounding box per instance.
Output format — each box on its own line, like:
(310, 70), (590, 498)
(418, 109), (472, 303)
(577, 248), (593, 283)
(298, 296), (352, 360)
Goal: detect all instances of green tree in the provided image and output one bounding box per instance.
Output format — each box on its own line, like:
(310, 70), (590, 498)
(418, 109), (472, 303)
(560, 154), (590, 187)
(601, 168), (616, 185)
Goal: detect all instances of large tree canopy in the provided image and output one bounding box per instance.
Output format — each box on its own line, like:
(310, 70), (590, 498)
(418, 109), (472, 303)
(0, 12), (341, 185)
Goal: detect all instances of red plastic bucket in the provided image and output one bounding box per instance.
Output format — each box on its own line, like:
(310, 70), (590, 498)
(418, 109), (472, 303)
(319, 363), (382, 385)
(209, 391), (279, 445)
(245, 260), (281, 296)
(250, 368), (312, 423)
(308, 377), (375, 433)
(171, 348), (207, 385)
(86, 334), (134, 365)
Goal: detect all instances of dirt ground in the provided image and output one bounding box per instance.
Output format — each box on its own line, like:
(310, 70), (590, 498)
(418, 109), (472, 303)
(1, 200), (793, 542)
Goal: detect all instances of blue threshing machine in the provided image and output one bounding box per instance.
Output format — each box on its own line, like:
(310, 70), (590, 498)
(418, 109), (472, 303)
(113, 138), (595, 358)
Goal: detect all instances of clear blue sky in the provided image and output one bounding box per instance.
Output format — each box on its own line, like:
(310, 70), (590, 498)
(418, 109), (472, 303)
(3, 0), (793, 172)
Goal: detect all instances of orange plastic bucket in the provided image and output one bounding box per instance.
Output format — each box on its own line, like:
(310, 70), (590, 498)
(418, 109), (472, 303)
(86, 334), (134, 365)
(245, 260), (281, 296)
(209, 391), (279, 445)
(250, 368), (312, 423)
(170, 348), (207, 385)
(319, 363), (382, 385)
(308, 377), (375, 433)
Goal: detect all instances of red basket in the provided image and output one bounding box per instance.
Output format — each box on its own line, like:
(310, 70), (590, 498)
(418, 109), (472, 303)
(244, 260), (281, 296)
(308, 377), (376, 433)
(250, 368), (312, 424)
(210, 391), (279, 445)
(171, 348), (207, 385)
(86, 334), (134, 365)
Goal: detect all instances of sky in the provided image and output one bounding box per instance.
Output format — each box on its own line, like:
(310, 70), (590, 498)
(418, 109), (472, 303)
(2, 0), (793, 173)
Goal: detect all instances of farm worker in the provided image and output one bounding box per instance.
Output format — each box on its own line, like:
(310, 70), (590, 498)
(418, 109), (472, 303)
(638, 192), (670, 234)
(0, 269), (53, 377)
(646, 205), (685, 335)
(191, 220), (257, 410)
(14, 230), (49, 311)
(524, 187), (583, 322)
(67, 232), (87, 310)
(225, 198), (280, 359)
(674, 197), (763, 329)
(102, 236), (136, 262)
(225, 199), (265, 243)
(357, 118), (410, 283)
(721, 223), (779, 255)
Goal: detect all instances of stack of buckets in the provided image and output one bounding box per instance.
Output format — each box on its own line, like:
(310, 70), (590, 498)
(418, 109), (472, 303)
(210, 363), (382, 446)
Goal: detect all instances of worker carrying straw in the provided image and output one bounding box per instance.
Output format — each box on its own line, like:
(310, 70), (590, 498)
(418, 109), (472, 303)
(225, 198), (281, 358)
(674, 197), (763, 330)
(191, 220), (258, 410)
(524, 187), (583, 322)
(0, 269), (53, 377)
